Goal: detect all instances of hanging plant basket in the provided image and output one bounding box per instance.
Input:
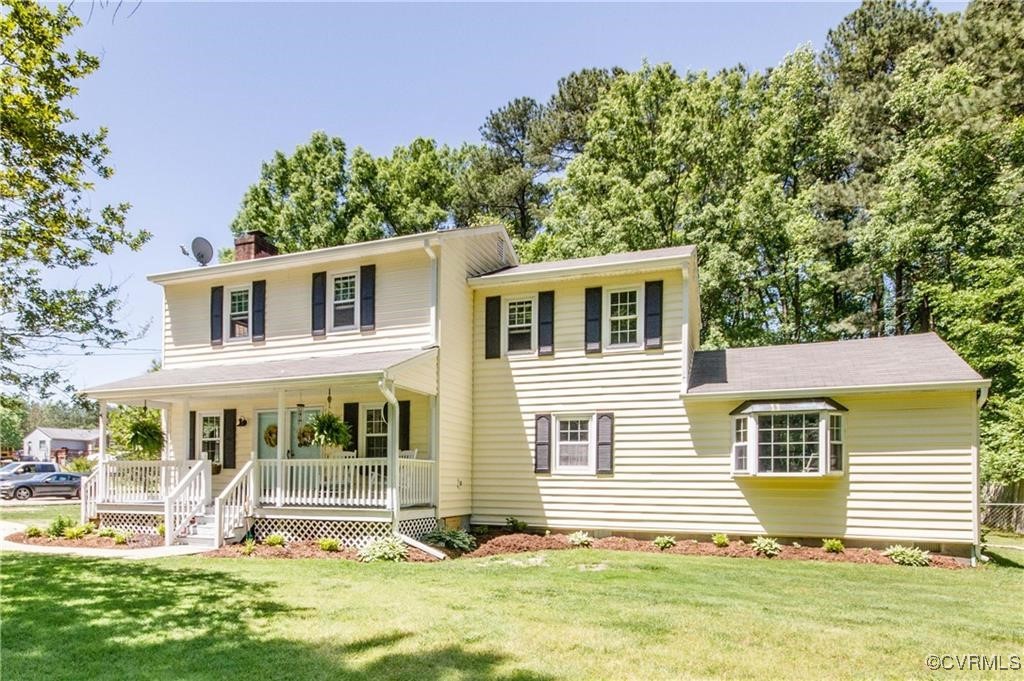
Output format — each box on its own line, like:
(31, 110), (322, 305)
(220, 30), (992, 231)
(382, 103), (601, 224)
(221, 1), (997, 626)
(308, 412), (352, 449)
(126, 419), (165, 458)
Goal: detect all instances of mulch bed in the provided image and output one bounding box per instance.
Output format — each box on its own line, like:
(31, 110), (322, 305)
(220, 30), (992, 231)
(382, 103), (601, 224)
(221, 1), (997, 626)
(464, 532), (965, 569)
(7, 532), (164, 549)
(203, 540), (437, 562)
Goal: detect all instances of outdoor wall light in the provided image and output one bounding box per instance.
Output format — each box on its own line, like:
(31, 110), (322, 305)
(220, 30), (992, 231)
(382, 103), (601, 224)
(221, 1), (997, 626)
(237, 416), (248, 427)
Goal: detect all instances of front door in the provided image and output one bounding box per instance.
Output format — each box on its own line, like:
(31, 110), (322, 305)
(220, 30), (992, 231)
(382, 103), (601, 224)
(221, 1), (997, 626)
(289, 409), (321, 459)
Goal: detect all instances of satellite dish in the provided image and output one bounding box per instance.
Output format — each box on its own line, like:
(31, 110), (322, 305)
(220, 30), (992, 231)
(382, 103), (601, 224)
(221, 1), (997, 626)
(191, 237), (214, 267)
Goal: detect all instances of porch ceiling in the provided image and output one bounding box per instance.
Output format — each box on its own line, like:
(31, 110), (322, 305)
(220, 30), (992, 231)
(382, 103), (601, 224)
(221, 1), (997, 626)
(82, 348), (437, 400)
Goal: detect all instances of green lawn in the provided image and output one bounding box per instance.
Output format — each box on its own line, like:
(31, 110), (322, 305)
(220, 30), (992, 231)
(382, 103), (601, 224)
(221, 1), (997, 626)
(2, 550), (1021, 680)
(0, 503), (77, 526)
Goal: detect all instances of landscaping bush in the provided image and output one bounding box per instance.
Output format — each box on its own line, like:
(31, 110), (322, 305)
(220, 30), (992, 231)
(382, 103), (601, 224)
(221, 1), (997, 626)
(317, 538), (341, 552)
(567, 531), (592, 548)
(822, 538), (845, 553)
(264, 534), (286, 547)
(884, 545), (931, 567)
(156, 522), (165, 537)
(65, 457), (95, 473)
(63, 524), (91, 540)
(711, 533), (730, 548)
(24, 526), (43, 538)
(46, 514), (74, 538)
(358, 536), (408, 562)
(97, 527), (117, 538)
(652, 535), (677, 551)
(505, 516), (528, 532)
(241, 538), (257, 556)
(113, 532), (129, 545)
(751, 536), (782, 558)
(424, 527), (476, 551)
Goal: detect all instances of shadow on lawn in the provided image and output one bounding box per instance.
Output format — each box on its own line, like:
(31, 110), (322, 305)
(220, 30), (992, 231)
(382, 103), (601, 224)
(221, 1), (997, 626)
(0, 554), (551, 681)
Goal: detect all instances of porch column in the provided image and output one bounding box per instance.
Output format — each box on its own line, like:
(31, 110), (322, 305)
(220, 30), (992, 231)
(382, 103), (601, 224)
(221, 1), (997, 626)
(429, 394), (439, 509)
(97, 402), (108, 502)
(160, 407), (170, 461)
(379, 377), (400, 532)
(276, 389), (285, 507)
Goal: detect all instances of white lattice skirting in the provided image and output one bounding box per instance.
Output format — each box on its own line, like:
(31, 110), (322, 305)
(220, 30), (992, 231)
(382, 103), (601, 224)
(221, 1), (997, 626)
(252, 518), (391, 547)
(398, 516), (438, 540)
(98, 513), (162, 536)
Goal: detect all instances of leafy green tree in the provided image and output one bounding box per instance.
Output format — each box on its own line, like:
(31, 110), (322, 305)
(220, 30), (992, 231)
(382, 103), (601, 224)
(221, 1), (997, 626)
(231, 131), (349, 252)
(1, 398), (28, 451)
(1, 0), (151, 396)
(531, 67), (623, 172)
(21, 398), (98, 434)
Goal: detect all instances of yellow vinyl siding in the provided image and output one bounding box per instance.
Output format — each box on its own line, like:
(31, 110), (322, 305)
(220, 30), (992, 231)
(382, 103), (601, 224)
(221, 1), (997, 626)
(471, 262), (977, 544)
(161, 249), (432, 368)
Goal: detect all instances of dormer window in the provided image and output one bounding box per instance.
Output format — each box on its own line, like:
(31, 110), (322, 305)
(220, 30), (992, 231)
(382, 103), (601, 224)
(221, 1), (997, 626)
(730, 399), (847, 476)
(228, 287), (250, 339)
(332, 272), (358, 329)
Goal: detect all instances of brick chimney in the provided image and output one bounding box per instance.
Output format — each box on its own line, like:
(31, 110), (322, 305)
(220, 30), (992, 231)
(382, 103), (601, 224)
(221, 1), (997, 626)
(234, 231), (278, 261)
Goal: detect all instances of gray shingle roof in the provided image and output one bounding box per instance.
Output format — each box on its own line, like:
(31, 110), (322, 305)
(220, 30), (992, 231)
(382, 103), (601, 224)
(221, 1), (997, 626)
(36, 427), (100, 441)
(688, 333), (985, 396)
(470, 245), (695, 281)
(84, 348), (430, 395)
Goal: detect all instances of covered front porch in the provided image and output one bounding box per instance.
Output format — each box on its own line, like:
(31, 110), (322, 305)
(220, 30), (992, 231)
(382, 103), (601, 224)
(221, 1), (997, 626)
(81, 349), (440, 547)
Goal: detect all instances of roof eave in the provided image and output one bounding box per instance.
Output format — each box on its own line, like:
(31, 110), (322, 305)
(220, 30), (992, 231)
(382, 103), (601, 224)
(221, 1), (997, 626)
(467, 252), (692, 288)
(683, 378), (991, 400)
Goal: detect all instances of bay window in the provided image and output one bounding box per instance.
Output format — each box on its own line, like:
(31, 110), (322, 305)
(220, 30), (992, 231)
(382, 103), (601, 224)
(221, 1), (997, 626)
(730, 399), (846, 476)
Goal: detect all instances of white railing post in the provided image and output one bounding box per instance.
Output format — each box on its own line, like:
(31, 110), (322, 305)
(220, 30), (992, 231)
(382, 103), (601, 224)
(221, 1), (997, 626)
(214, 497), (224, 549)
(163, 496), (173, 547)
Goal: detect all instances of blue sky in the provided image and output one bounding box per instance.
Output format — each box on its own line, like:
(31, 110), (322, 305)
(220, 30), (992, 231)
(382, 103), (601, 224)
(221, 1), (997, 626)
(44, 1), (950, 392)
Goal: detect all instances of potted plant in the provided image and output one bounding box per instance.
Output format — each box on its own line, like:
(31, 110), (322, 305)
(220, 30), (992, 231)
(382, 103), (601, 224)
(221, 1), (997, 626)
(308, 412), (352, 450)
(125, 417), (165, 459)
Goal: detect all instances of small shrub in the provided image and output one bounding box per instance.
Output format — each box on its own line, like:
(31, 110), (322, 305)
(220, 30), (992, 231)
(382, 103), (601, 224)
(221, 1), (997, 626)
(46, 515), (74, 538)
(113, 532), (129, 545)
(567, 531), (592, 548)
(884, 545), (931, 567)
(65, 457), (95, 473)
(97, 527), (117, 538)
(751, 536), (782, 558)
(711, 533), (730, 548)
(505, 516), (528, 532)
(24, 526), (43, 538)
(155, 522), (165, 537)
(424, 527), (476, 552)
(241, 538), (257, 556)
(318, 538), (341, 552)
(822, 538), (845, 553)
(357, 536), (408, 562)
(264, 534), (286, 547)
(63, 524), (90, 540)
(652, 535), (677, 551)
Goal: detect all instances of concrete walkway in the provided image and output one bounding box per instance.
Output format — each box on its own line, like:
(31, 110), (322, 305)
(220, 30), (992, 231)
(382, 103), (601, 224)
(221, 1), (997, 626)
(0, 521), (210, 560)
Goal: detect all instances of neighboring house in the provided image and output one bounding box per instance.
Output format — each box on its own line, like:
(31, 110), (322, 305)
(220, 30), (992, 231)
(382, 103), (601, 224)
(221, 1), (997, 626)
(82, 226), (989, 556)
(22, 427), (99, 463)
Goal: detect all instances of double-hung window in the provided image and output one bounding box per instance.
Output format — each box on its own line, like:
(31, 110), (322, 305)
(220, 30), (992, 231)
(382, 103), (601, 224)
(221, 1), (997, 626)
(332, 273), (358, 329)
(607, 288), (640, 347)
(506, 298), (534, 353)
(199, 413), (223, 465)
(555, 414), (594, 473)
(731, 400), (846, 476)
(363, 406), (388, 457)
(228, 287), (250, 339)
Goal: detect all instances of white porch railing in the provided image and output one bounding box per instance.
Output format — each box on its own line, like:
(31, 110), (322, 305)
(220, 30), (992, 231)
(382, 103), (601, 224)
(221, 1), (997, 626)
(80, 469), (99, 524)
(99, 460), (192, 503)
(214, 460), (255, 547)
(399, 459), (432, 507)
(164, 460), (212, 546)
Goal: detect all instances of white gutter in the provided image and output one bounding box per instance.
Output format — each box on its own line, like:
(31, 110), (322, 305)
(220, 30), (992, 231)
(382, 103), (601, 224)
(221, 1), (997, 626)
(977, 385), (989, 408)
(467, 253), (692, 287)
(398, 532), (446, 560)
(423, 240), (439, 346)
(683, 378), (991, 400)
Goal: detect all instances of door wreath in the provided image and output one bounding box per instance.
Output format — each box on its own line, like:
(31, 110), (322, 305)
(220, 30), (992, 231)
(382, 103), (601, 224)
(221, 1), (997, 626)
(263, 424), (277, 448)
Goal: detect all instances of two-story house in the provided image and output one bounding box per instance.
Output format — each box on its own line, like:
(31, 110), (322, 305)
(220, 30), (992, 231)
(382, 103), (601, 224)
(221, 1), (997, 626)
(82, 225), (988, 557)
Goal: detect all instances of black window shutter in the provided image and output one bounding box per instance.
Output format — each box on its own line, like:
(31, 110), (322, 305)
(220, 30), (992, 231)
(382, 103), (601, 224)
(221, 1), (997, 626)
(538, 291), (555, 356)
(252, 280), (266, 342)
(485, 295), (501, 359)
(596, 412), (614, 474)
(223, 409), (237, 469)
(311, 272), (326, 337)
(210, 286), (224, 346)
(399, 400), (410, 451)
(188, 411), (196, 460)
(534, 414), (551, 473)
(644, 280), (663, 350)
(360, 264), (376, 331)
(585, 287), (602, 354)
(343, 403), (359, 453)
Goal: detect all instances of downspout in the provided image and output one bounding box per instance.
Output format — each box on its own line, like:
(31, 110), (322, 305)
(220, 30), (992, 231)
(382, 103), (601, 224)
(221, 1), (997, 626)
(379, 375), (400, 533)
(972, 385), (990, 566)
(423, 240), (439, 347)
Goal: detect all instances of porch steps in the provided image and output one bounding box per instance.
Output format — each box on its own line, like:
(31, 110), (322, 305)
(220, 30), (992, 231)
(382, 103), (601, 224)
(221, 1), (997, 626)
(180, 510), (246, 548)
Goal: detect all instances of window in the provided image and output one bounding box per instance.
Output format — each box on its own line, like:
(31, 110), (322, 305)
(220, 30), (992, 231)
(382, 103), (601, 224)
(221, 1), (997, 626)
(228, 288), (250, 339)
(364, 407), (387, 458)
(200, 413), (222, 465)
(829, 414), (844, 472)
(555, 415), (594, 473)
(332, 273), (357, 329)
(758, 413), (820, 474)
(733, 417), (748, 472)
(506, 299), (534, 352)
(607, 288), (639, 347)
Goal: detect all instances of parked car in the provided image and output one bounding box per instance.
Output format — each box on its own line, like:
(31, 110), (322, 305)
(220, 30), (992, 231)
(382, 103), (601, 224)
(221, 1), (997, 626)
(0, 473), (82, 501)
(0, 461), (60, 480)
